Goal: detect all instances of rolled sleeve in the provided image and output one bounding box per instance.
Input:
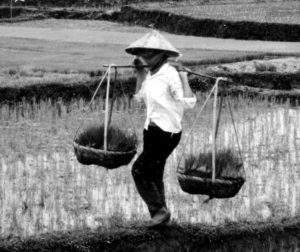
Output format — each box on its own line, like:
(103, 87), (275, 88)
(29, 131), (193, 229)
(169, 69), (196, 109)
(134, 91), (143, 103)
(181, 95), (197, 109)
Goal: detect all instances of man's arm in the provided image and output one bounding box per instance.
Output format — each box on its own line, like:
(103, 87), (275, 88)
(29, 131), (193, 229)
(178, 71), (194, 98)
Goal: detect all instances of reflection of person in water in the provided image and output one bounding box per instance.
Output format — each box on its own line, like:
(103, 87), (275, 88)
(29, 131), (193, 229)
(125, 30), (197, 227)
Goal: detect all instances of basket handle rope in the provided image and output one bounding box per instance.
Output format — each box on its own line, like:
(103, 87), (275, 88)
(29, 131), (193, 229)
(103, 64), (139, 137)
(227, 98), (246, 177)
(118, 76), (138, 136)
(104, 64), (138, 141)
(74, 68), (109, 141)
(176, 77), (226, 177)
(176, 81), (217, 173)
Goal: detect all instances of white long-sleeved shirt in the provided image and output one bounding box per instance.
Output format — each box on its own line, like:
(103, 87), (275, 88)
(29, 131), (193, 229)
(134, 63), (197, 133)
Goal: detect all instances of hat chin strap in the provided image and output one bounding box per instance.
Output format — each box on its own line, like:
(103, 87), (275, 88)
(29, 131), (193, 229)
(149, 54), (169, 74)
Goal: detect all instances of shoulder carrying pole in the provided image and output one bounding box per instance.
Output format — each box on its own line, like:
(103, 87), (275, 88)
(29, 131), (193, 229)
(103, 64), (230, 82)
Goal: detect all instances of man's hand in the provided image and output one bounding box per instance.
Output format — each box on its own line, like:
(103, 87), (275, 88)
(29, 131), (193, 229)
(132, 57), (146, 72)
(132, 57), (148, 94)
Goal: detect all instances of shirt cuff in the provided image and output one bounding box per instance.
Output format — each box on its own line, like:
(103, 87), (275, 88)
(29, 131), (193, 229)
(134, 93), (143, 103)
(181, 95), (197, 109)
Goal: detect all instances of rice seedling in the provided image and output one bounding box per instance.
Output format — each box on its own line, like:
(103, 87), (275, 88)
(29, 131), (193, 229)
(75, 124), (137, 152)
(0, 93), (299, 237)
(183, 149), (243, 178)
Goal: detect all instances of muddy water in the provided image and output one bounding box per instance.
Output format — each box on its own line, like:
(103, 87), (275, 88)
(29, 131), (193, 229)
(0, 104), (299, 240)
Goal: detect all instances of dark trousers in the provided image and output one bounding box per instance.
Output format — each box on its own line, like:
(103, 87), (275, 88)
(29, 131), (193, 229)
(132, 124), (181, 217)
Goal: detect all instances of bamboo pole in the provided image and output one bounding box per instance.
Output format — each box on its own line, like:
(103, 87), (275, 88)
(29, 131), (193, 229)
(104, 65), (111, 152)
(103, 64), (229, 82)
(103, 64), (149, 69)
(212, 78), (222, 182)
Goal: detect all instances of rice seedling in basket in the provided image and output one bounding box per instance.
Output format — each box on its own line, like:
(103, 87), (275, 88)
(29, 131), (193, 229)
(73, 65), (138, 169)
(74, 124), (138, 169)
(178, 149), (245, 199)
(183, 149), (244, 179)
(177, 77), (246, 199)
(75, 124), (137, 153)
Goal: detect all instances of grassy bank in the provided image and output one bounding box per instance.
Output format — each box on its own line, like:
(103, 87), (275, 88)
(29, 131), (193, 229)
(116, 5), (300, 42)
(136, 1), (300, 25)
(2, 1), (300, 41)
(1, 63), (300, 105)
(0, 217), (299, 252)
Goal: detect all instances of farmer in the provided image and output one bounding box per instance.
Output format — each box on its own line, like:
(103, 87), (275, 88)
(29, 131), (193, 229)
(125, 30), (197, 227)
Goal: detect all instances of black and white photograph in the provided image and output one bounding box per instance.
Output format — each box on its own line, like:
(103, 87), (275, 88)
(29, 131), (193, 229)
(0, 0), (299, 251)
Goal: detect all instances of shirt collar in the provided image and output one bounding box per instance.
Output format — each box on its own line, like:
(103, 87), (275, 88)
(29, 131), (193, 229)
(147, 62), (170, 79)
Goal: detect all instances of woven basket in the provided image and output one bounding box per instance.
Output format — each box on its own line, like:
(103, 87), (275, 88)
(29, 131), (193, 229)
(178, 172), (245, 198)
(73, 142), (136, 169)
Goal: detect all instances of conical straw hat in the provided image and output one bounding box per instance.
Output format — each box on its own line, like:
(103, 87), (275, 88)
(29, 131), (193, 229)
(125, 30), (181, 58)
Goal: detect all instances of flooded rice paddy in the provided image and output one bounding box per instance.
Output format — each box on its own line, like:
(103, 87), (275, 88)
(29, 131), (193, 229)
(0, 95), (299, 240)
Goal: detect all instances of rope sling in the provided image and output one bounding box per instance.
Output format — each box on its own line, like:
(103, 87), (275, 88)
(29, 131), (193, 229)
(176, 77), (246, 200)
(73, 65), (138, 169)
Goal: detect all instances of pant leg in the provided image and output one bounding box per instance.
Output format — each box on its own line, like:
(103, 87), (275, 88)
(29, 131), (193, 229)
(132, 153), (164, 217)
(132, 125), (181, 217)
(154, 131), (181, 209)
(132, 128), (164, 217)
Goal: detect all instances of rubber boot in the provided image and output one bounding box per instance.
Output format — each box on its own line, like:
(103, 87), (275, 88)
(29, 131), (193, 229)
(147, 207), (171, 227)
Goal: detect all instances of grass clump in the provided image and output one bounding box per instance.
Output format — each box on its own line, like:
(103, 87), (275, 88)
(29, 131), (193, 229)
(183, 149), (244, 178)
(76, 124), (137, 152)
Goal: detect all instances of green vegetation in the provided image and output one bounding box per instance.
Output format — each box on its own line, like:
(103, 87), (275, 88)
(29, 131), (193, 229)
(0, 217), (299, 251)
(183, 149), (243, 178)
(76, 124), (137, 152)
(2, 0), (300, 42)
(1, 0), (296, 8)
(0, 94), (299, 238)
(139, 1), (300, 25)
(0, 12), (299, 249)
(117, 5), (300, 41)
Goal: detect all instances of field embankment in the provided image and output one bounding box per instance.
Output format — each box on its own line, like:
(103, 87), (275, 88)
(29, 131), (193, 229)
(1, 0), (300, 41)
(114, 4), (300, 42)
(1, 18), (299, 104)
(2, 71), (300, 105)
(1, 57), (300, 105)
(0, 218), (299, 252)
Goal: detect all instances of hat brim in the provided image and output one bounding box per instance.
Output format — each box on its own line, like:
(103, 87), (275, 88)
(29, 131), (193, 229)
(125, 47), (181, 58)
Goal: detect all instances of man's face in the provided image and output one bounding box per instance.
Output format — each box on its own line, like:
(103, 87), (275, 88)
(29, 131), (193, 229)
(138, 49), (164, 66)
